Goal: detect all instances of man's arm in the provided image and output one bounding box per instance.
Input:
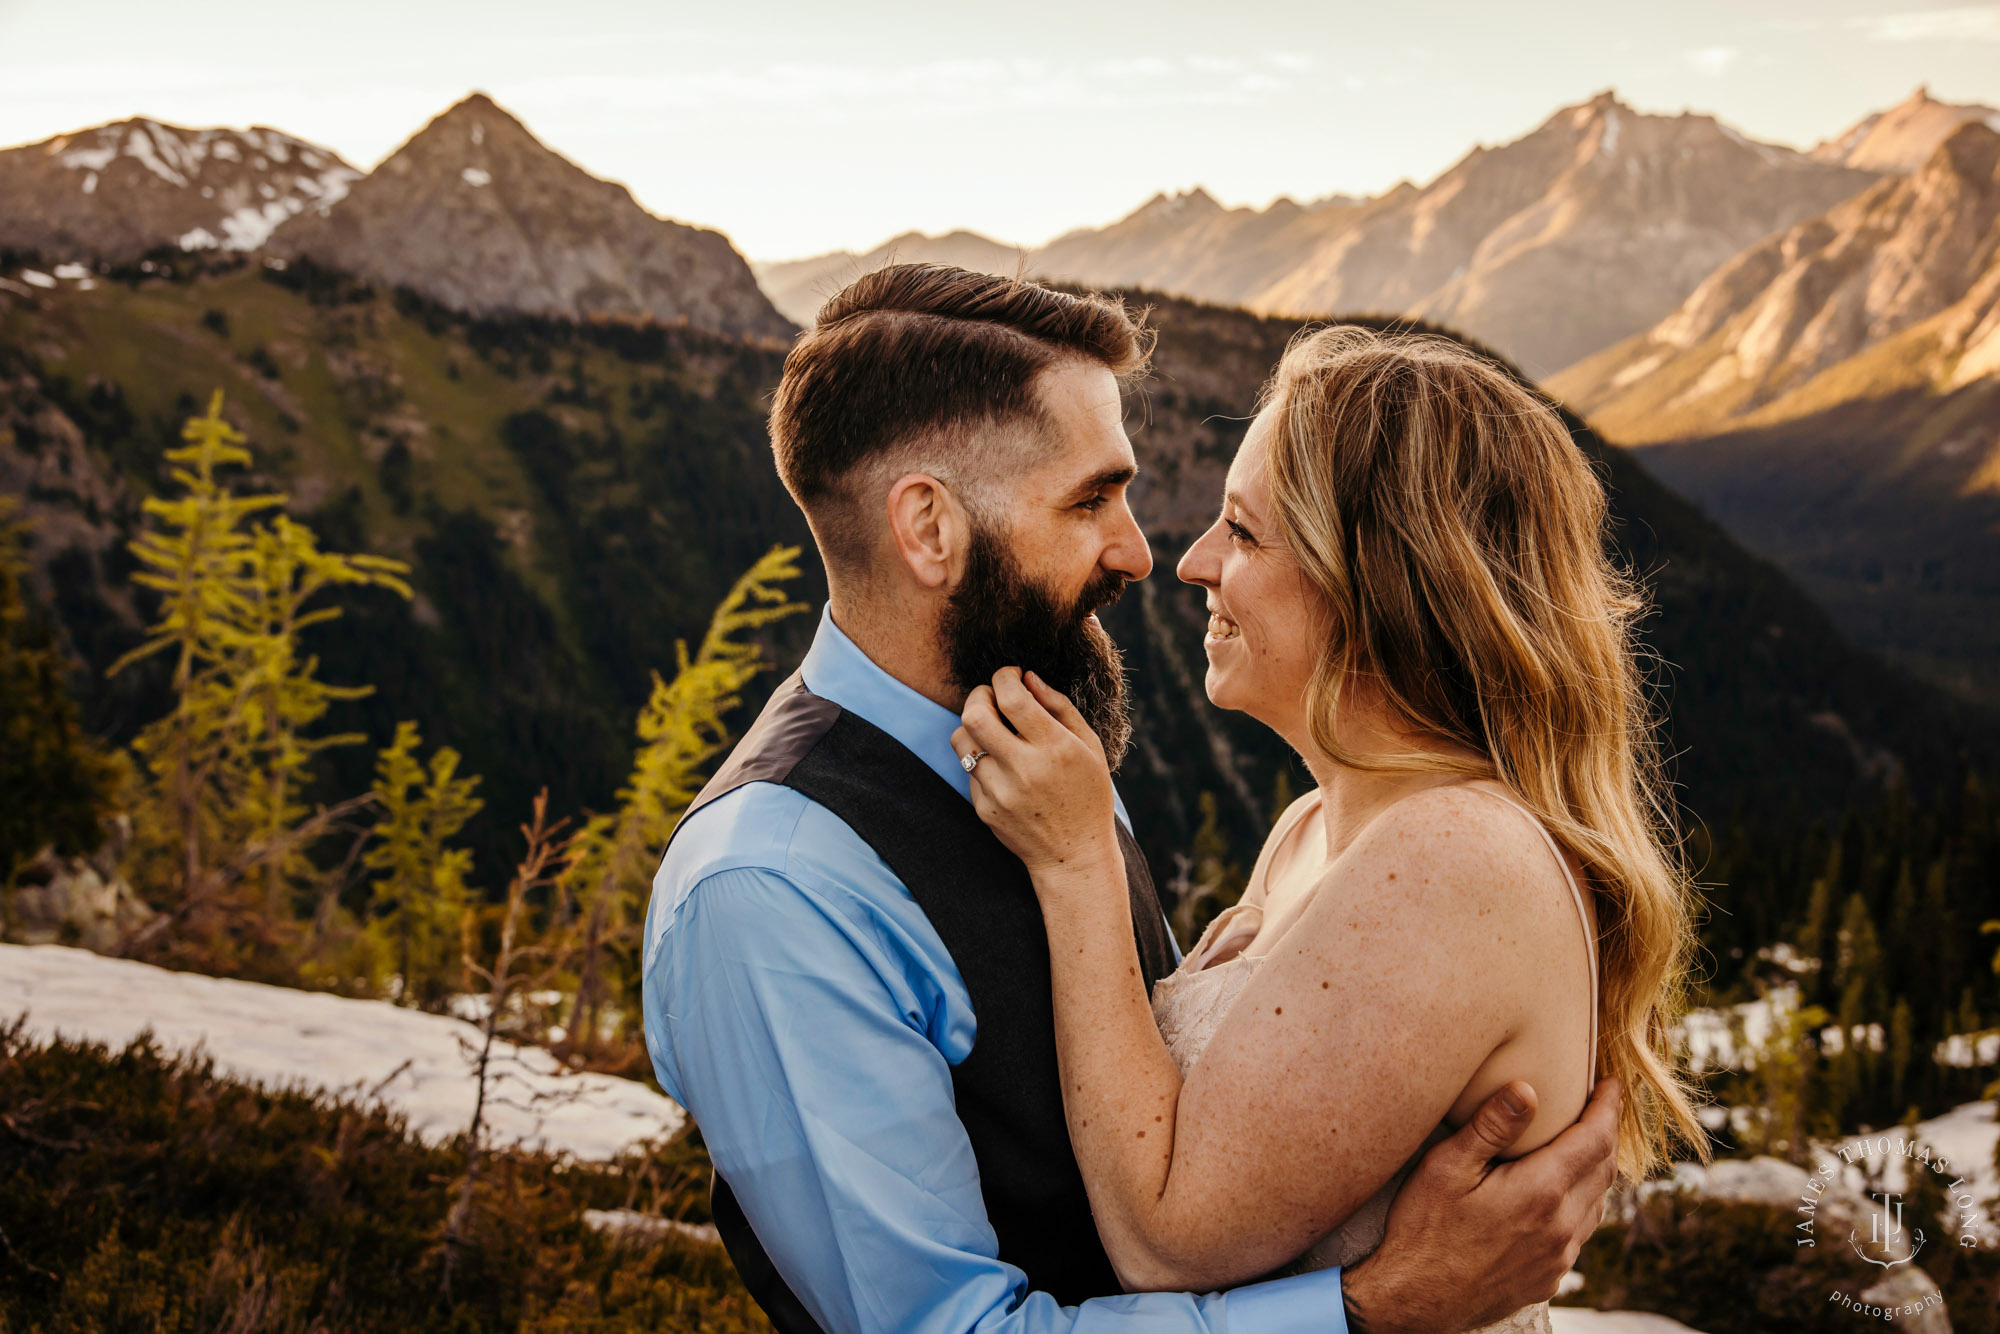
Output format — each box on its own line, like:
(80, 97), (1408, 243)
(646, 864), (1350, 1334)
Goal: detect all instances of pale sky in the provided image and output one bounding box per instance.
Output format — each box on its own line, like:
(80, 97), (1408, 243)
(3, 1), (1998, 260)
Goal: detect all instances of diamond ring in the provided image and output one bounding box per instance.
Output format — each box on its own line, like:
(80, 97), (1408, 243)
(960, 750), (988, 774)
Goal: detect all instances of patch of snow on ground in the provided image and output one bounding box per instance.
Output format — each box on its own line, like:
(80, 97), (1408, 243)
(19, 270), (56, 289)
(52, 263), (89, 280)
(1551, 1313), (1706, 1334)
(583, 1209), (721, 1247)
(462, 167), (492, 187)
(1894, 1100), (2000, 1242)
(1938, 1031), (2000, 1067)
(1677, 987), (1787, 1071)
(0, 943), (686, 1160)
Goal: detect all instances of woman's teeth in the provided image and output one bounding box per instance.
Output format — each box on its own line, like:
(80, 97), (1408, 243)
(1207, 613), (1240, 641)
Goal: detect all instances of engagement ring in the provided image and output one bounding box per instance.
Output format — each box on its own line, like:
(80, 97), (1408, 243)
(960, 751), (987, 774)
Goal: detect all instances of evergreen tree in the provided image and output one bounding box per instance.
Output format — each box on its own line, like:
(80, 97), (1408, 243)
(558, 545), (807, 1054)
(110, 392), (409, 959)
(109, 392), (280, 924)
(363, 721), (483, 1008)
(0, 497), (121, 879)
(1168, 791), (1250, 949)
(1887, 996), (1914, 1115)
(1738, 991), (1831, 1160)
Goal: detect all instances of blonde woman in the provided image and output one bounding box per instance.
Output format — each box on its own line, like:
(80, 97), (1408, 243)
(953, 326), (1706, 1332)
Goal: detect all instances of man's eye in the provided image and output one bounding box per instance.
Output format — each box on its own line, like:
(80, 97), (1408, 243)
(1078, 495), (1110, 513)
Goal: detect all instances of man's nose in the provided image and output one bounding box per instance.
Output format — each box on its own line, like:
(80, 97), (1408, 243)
(1106, 504), (1153, 582)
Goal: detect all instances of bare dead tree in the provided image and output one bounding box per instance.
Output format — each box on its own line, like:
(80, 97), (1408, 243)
(437, 790), (571, 1306)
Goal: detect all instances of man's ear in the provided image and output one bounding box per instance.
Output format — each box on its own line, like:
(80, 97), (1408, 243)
(884, 473), (973, 590)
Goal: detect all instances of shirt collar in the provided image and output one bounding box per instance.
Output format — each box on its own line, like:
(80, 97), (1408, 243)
(798, 603), (973, 800)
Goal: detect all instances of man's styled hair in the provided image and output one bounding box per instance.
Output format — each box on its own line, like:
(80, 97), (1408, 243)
(770, 264), (1150, 575)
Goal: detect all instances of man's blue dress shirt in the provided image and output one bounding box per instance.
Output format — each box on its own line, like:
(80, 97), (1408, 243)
(642, 605), (1349, 1334)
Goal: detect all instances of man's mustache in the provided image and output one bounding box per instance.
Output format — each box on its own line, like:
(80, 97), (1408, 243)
(1078, 574), (1128, 617)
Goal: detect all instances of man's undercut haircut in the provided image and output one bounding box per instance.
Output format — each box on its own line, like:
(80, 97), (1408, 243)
(770, 263), (1151, 574)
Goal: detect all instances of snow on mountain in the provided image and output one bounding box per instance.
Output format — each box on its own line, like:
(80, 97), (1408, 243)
(0, 943), (685, 1159)
(266, 93), (791, 338)
(1549, 1314), (1706, 1334)
(0, 119), (360, 262)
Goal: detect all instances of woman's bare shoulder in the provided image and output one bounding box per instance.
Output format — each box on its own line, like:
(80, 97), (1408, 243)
(1324, 783), (1575, 922)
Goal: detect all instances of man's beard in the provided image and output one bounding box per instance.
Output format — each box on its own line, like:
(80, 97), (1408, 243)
(942, 522), (1132, 769)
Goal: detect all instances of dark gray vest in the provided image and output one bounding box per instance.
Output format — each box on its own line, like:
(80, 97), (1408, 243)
(672, 673), (1178, 1332)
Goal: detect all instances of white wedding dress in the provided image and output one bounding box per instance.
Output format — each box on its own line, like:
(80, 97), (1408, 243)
(1150, 784), (1599, 1334)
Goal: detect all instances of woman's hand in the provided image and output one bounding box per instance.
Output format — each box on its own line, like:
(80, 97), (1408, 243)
(953, 667), (1120, 888)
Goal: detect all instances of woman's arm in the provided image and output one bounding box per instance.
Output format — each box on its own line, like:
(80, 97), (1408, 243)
(957, 669), (1589, 1293)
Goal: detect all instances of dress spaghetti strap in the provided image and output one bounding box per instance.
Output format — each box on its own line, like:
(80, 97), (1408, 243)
(1462, 786), (1600, 1083)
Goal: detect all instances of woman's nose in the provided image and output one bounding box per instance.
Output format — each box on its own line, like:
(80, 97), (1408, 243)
(1178, 525), (1221, 588)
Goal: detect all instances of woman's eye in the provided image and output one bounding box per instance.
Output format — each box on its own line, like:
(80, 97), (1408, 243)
(1225, 519), (1256, 546)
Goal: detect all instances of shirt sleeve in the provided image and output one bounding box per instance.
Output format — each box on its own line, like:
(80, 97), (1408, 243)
(646, 865), (1350, 1334)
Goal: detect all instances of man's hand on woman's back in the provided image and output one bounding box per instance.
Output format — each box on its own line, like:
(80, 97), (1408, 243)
(1341, 1078), (1622, 1334)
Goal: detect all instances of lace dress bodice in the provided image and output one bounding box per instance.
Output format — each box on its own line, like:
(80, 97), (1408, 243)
(1148, 785), (1597, 1334)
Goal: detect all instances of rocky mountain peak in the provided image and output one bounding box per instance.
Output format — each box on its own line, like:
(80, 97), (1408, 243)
(1552, 118), (2000, 444)
(1130, 187), (1223, 223)
(1813, 87), (2000, 174)
(0, 118), (359, 261)
(1567, 89), (1628, 124)
(266, 93), (789, 339)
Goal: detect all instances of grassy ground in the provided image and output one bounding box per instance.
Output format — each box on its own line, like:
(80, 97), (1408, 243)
(0, 1023), (768, 1334)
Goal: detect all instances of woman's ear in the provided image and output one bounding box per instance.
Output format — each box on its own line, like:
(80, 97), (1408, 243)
(885, 473), (973, 589)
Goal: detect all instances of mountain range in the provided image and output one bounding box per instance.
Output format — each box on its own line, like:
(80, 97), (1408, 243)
(756, 92), (2000, 378)
(5, 82), (2000, 848)
(0, 95), (788, 340)
(266, 96), (789, 339)
(1550, 120), (2000, 696)
(0, 119), (360, 258)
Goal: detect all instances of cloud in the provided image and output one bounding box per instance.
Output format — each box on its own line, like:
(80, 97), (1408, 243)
(1682, 46), (1742, 76)
(1848, 5), (2000, 41)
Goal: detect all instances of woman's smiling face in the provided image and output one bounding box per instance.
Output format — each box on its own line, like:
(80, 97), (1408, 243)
(1175, 410), (1324, 738)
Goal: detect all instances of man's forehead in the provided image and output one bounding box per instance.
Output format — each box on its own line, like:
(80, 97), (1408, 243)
(1029, 361), (1133, 458)
(1039, 359), (1126, 421)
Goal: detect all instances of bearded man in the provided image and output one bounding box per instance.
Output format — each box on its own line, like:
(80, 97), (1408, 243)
(640, 264), (1620, 1334)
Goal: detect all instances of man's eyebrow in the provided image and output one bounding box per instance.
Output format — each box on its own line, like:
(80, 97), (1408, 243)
(1066, 465), (1137, 500)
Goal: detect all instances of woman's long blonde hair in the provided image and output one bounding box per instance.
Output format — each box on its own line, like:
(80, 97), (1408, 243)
(1260, 324), (1705, 1175)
